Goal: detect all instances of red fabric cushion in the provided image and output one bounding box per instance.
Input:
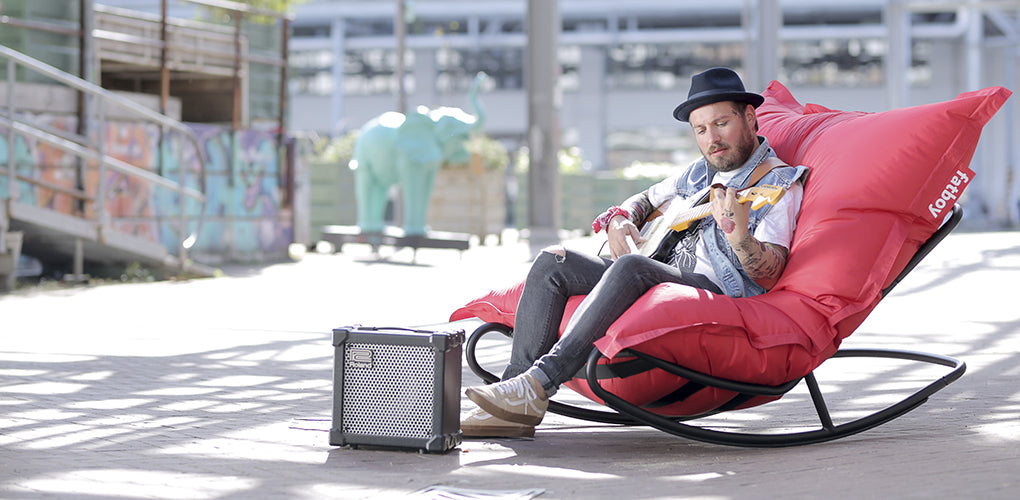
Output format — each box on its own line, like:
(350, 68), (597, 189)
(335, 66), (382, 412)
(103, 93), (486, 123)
(450, 82), (1010, 415)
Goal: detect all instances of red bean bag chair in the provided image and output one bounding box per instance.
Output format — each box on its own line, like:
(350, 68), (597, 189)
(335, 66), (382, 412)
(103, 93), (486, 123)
(451, 81), (1010, 417)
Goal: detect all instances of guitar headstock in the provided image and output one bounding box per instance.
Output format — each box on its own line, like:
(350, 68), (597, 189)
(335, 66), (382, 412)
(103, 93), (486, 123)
(738, 184), (786, 210)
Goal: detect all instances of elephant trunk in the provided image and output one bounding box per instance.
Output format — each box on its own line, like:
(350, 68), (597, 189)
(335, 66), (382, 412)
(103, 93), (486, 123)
(468, 72), (487, 133)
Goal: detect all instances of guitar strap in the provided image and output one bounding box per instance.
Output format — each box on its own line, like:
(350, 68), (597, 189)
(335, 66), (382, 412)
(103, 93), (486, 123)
(698, 156), (789, 205)
(746, 156), (789, 188)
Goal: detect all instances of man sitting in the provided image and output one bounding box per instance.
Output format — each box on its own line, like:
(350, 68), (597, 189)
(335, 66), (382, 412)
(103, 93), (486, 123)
(462, 67), (808, 438)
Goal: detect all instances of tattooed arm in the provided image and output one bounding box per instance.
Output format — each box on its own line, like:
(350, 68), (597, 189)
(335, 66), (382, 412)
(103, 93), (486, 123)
(710, 184), (790, 290)
(618, 190), (659, 226)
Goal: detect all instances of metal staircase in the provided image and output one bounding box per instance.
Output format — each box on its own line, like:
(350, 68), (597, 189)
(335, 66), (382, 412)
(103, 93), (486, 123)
(0, 44), (211, 291)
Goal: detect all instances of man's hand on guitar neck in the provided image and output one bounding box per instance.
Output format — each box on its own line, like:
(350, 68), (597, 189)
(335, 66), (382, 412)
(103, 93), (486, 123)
(710, 184), (751, 239)
(606, 215), (644, 259)
(710, 184), (789, 290)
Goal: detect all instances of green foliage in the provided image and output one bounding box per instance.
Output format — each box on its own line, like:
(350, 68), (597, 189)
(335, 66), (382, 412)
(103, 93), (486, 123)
(513, 147), (676, 181)
(446, 135), (510, 171)
(200, 0), (305, 25)
(558, 146), (585, 174)
(309, 131), (509, 172)
(119, 262), (156, 283)
(514, 145), (587, 174)
(312, 131), (359, 165)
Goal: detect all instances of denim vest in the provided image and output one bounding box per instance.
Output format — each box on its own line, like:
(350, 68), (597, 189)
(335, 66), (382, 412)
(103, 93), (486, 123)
(671, 137), (809, 298)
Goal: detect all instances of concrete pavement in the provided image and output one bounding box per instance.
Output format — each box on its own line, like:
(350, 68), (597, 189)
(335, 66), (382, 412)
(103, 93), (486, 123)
(0, 229), (1018, 499)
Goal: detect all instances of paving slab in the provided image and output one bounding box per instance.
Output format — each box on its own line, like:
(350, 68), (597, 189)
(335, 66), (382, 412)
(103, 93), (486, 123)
(0, 230), (1017, 499)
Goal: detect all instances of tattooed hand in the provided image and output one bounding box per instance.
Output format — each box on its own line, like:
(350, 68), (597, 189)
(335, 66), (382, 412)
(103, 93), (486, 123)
(710, 183), (789, 290)
(710, 184), (749, 239)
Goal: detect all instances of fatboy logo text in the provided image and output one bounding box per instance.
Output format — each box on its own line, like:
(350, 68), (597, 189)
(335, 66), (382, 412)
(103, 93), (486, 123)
(928, 170), (970, 219)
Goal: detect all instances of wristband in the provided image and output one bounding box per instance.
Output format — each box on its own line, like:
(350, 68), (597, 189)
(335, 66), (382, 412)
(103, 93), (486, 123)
(592, 206), (631, 233)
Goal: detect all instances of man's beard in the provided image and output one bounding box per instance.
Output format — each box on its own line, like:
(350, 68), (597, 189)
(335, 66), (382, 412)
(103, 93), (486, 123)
(704, 135), (756, 172)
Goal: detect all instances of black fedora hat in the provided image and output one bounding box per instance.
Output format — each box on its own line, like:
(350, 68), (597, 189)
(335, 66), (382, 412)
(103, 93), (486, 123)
(672, 67), (764, 122)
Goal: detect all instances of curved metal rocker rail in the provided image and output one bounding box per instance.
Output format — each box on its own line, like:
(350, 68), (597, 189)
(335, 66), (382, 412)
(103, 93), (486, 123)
(583, 346), (965, 447)
(464, 204), (965, 446)
(466, 322), (965, 446)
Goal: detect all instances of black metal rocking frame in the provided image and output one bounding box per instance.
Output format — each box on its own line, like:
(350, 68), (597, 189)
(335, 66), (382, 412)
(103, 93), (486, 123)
(464, 205), (966, 447)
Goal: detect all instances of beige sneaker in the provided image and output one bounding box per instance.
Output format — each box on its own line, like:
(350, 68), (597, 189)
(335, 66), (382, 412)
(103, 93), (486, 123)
(464, 373), (548, 426)
(460, 407), (535, 438)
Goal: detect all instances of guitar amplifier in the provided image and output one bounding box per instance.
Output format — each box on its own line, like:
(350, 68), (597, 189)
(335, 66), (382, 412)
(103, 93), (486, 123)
(329, 326), (464, 453)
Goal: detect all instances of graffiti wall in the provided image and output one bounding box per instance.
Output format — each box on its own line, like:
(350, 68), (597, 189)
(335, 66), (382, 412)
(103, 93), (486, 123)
(0, 115), (292, 264)
(0, 115), (79, 215)
(184, 124), (292, 262)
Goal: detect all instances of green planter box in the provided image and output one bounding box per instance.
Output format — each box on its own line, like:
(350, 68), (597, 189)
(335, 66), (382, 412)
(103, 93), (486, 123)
(308, 161), (357, 242)
(428, 166), (507, 242)
(514, 173), (664, 233)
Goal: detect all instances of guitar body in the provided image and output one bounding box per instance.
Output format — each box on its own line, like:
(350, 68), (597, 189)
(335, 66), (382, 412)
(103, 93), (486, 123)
(636, 186), (710, 262)
(646, 227), (688, 263)
(636, 184), (786, 263)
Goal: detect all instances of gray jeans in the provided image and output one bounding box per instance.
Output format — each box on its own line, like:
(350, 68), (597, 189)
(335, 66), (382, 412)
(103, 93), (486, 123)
(504, 249), (722, 396)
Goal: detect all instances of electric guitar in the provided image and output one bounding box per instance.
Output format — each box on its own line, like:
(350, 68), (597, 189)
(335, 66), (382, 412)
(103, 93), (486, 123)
(633, 184), (787, 263)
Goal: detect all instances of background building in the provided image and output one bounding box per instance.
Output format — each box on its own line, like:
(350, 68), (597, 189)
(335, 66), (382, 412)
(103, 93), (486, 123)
(2, 0), (1018, 287)
(1, 0), (294, 286)
(287, 0), (1019, 227)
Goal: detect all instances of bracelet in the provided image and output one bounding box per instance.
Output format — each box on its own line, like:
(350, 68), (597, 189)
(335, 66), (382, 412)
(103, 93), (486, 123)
(592, 206), (631, 233)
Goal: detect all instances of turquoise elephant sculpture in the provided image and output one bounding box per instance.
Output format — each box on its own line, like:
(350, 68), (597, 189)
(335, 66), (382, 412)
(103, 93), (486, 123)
(350, 73), (487, 236)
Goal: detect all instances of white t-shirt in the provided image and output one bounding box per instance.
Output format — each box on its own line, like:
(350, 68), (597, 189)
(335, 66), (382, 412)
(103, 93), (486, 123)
(675, 169), (803, 290)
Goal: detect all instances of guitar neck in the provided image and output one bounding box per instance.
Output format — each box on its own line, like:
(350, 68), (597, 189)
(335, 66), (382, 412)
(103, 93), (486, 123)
(669, 204), (712, 231)
(661, 184), (786, 232)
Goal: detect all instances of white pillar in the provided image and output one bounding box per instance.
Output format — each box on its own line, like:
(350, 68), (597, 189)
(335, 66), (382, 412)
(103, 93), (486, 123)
(331, 18), (346, 135)
(884, 0), (910, 110)
(747, 0), (781, 92)
(577, 45), (606, 171)
(526, 0), (562, 253)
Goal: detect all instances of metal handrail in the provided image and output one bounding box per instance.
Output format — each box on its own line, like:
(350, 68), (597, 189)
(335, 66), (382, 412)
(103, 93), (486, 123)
(0, 15), (83, 37)
(1, 44), (207, 261)
(0, 115), (205, 200)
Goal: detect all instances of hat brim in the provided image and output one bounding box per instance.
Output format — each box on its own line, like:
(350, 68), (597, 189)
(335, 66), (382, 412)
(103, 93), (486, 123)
(672, 91), (765, 122)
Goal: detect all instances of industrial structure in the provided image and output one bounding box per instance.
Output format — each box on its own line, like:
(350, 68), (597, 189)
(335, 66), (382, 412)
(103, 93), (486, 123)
(1, 0), (294, 289)
(2, 0), (1018, 289)
(287, 0), (1018, 229)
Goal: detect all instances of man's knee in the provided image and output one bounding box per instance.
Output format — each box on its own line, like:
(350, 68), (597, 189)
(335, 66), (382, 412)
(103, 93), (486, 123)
(607, 253), (658, 279)
(541, 245), (566, 257)
(613, 253), (645, 270)
(540, 245), (566, 263)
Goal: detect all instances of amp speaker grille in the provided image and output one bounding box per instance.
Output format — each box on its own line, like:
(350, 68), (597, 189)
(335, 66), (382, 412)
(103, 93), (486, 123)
(342, 342), (435, 438)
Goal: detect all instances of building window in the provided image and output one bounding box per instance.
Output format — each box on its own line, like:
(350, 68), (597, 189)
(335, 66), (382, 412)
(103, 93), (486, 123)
(782, 38), (884, 86)
(290, 49), (335, 95)
(342, 48), (416, 96)
(780, 38), (933, 87)
(558, 45), (580, 92)
(436, 46), (524, 92)
(605, 43), (744, 90)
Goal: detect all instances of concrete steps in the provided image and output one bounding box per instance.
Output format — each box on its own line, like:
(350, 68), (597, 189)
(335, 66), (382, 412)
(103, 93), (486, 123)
(1, 199), (214, 290)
